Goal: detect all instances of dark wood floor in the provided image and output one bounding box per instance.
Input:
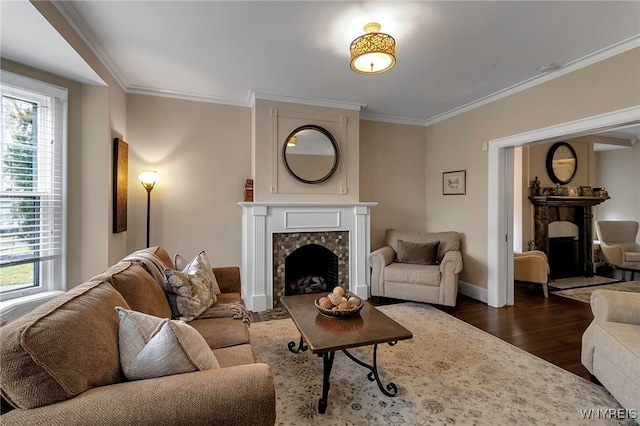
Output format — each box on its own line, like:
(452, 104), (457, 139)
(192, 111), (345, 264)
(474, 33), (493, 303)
(446, 284), (594, 380)
(371, 281), (598, 381)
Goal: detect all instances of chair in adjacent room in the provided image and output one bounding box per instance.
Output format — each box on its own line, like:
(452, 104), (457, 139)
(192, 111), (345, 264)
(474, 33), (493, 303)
(595, 220), (640, 280)
(514, 250), (550, 297)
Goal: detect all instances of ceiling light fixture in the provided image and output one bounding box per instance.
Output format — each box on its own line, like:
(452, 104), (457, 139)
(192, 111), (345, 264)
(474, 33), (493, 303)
(350, 22), (396, 75)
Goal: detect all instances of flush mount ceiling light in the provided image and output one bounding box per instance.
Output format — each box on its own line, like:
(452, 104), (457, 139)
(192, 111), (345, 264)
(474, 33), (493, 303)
(350, 22), (396, 74)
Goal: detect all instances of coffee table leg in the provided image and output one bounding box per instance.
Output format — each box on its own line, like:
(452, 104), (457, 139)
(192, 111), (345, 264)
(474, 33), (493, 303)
(287, 335), (308, 353)
(342, 342), (399, 397)
(318, 351), (335, 414)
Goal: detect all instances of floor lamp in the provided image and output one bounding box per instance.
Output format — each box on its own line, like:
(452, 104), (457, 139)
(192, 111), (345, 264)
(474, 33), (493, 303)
(138, 170), (159, 248)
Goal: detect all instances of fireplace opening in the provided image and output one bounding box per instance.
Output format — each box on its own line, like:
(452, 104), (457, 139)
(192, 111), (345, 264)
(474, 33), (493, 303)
(284, 244), (339, 295)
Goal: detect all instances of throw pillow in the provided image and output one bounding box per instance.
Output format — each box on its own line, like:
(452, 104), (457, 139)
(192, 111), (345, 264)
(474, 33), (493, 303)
(396, 240), (440, 265)
(175, 251), (222, 295)
(164, 267), (216, 322)
(115, 307), (219, 381)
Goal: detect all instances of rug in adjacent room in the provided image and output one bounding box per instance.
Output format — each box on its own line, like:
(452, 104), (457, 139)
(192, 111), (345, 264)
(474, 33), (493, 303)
(249, 302), (632, 425)
(548, 275), (619, 290)
(552, 281), (640, 304)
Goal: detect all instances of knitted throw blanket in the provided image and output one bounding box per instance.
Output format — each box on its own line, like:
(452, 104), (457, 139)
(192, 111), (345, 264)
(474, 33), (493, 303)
(199, 302), (252, 325)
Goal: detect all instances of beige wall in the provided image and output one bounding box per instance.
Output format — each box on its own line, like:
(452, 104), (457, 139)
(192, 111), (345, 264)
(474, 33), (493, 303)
(594, 143), (640, 244)
(426, 47), (640, 289)
(126, 94), (252, 266)
(359, 120), (427, 249)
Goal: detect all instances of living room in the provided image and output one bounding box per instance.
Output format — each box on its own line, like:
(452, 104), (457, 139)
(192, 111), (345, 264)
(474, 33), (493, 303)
(1, 1), (639, 424)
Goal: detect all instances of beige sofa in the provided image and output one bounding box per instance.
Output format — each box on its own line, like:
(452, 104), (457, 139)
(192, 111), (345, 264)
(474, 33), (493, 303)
(0, 246), (276, 425)
(369, 229), (463, 307)
(581, 289), (640, 413)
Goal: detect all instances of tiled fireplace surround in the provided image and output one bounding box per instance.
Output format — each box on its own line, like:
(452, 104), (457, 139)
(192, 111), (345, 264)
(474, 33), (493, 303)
(238, 202), (376, 312)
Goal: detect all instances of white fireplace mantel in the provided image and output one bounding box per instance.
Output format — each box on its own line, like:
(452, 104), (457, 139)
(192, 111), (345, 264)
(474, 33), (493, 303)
(238, 202), (377, 312)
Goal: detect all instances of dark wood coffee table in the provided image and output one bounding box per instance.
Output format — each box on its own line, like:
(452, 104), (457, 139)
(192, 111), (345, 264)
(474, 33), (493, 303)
(280, 293), (413, 414)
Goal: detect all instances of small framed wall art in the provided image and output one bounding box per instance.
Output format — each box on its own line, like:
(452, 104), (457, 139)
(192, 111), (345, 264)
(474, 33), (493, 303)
(113, 138), (128, 233)
(443, 170), (466, 195)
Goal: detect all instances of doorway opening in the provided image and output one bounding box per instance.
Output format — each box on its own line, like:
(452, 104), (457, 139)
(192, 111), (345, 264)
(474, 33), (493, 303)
(487, 106), (640, 307)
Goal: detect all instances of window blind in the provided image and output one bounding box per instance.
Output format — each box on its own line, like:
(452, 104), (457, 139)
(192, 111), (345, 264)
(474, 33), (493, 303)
(1, 77), (65, 273)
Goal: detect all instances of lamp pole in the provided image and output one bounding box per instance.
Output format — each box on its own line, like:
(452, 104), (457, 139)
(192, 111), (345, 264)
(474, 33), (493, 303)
(138, 171), (159, 248)
(145, 185), (152, 247)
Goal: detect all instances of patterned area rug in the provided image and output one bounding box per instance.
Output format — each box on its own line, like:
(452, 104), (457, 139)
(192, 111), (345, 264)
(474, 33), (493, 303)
(549, 275), (619, 290)
(552, 281), (640, 304)
(249, 303), (632, 425)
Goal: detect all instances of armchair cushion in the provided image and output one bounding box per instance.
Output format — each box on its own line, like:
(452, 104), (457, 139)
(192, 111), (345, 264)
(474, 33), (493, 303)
(396, 239), (440, 265)
(385, 229), (459, 264)
(385, 263), (441, 287)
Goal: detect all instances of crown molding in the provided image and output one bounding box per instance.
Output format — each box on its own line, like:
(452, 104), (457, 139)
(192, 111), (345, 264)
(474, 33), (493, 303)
(127, 85), (252, 107)
(359, 113), (427, 127)
(250, 91), (365, 111)
(424, 35), (640, 127)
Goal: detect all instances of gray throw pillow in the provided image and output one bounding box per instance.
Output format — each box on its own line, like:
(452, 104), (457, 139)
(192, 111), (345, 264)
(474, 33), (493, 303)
(396, 240), (440, 265)
(115, 307), (219, 381)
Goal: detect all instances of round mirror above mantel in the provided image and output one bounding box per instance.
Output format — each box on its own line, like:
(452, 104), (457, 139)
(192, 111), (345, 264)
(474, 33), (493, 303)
(282, 125), (339, 184)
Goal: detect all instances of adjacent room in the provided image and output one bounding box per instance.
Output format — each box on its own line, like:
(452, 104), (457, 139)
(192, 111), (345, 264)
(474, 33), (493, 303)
(1, 1), (639, 424)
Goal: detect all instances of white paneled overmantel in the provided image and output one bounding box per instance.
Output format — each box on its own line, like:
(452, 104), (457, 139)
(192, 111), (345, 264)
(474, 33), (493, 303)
(238, 202), (377, 312)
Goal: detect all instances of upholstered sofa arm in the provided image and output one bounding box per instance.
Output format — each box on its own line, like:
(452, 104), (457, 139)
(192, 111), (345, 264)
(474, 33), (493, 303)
(369, 246), (396, 297)
(213, 266), (242, 293)
(598, 242), (625, 267)
(440, 250), (463, 274)
(0, 364), (276, 426)
(590, 290), (640, 326)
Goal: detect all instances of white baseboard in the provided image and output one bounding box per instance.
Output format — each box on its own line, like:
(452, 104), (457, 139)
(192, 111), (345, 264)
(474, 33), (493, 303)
(458, 280), (488, 304)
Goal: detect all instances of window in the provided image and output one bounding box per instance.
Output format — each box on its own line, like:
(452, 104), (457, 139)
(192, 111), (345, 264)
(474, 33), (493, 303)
(1, 72), (67, 301)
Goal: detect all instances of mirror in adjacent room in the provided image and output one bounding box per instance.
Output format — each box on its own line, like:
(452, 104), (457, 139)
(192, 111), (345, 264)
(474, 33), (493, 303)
(282, 125), (339, 184)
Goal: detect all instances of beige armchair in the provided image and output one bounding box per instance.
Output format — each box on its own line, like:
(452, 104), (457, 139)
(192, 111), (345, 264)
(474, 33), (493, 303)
(369, 229), (463, 307)
(595, 221), (640, 280)
(514, 250), (550, 297)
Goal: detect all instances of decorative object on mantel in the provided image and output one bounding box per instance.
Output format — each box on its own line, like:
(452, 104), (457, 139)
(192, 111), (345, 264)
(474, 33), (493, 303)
(138, 170), (159, 248)
(579, 186), (593, 196)
(244, 179), (253, 202)
(350, 22), (396, 74)
(592, 187), (608, 198)
(442, 170), (466, 195)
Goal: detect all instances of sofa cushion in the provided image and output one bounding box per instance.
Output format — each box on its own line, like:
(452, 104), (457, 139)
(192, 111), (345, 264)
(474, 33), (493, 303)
(116, 308), (219, 381)
(396, 239), (440, 265)
(92, 261), (172, 319)
(122, 247), (171, 289)
(189, 317), (251, 349)
(0, 281), (126, 409)
(175, 251), (222, 295)
(212, 344), (256, 368)
(384, 262), (441, 287)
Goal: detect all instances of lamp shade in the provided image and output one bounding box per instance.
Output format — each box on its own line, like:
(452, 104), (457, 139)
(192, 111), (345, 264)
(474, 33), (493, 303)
(350, 23), (396, 74)
(138, 170), (159, 190)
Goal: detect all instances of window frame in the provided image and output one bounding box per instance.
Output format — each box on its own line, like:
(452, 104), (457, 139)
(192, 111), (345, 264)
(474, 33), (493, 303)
(0, 71), (67, 304)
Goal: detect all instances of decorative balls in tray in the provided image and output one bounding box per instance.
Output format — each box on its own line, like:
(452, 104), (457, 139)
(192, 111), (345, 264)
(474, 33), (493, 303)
(315, 286), (363, 318)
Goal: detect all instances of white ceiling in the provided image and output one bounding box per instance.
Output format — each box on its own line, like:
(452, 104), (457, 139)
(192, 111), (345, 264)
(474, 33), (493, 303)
(2, 1), (639, 129)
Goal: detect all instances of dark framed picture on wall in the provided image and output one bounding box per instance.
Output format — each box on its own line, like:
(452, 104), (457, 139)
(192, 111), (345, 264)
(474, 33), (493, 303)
(443, 170), (466, 195)
(113, 138), (128, 233)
